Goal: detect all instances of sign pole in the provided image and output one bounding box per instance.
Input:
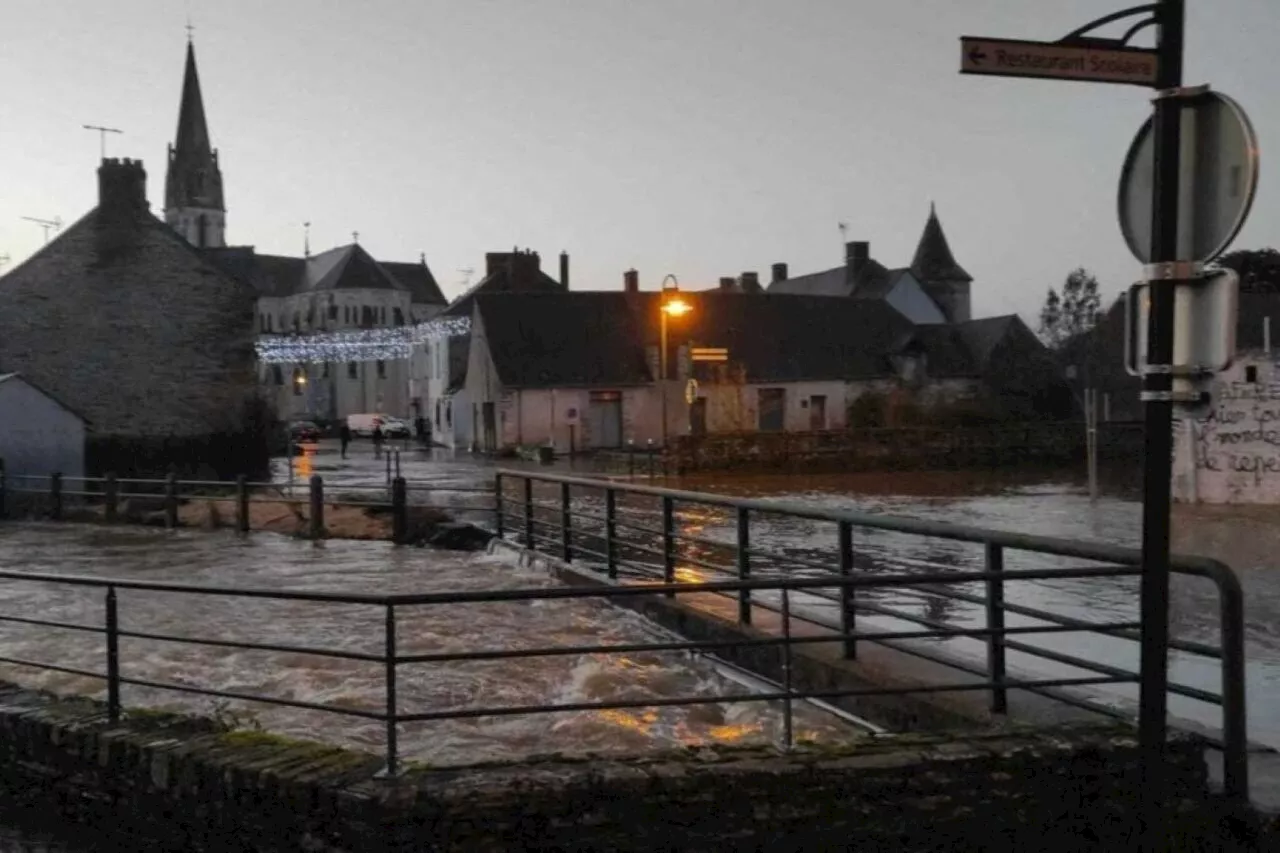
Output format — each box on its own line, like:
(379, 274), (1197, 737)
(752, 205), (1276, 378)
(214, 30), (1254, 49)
(1138, 0), (1183, 780)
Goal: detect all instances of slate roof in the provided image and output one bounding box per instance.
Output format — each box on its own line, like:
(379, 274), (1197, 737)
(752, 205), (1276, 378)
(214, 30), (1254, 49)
(475, 293), (652, 388)
(382, 260), (446, 305)
(204, 244), (444, 304)
(910, 204), (972, 283)
(954, 315), (1016, 365)
(0, 373), (90, 423)
(903, 326), (980, 378)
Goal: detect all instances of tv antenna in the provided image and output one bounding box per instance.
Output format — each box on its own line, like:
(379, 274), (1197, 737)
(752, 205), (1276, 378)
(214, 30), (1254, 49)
(458, 267), (475, 288)
(0, 253), (10, 275)
(303, 221), (311, 258)
(82, 125), (123, 160)
(21, 216), (63, 245)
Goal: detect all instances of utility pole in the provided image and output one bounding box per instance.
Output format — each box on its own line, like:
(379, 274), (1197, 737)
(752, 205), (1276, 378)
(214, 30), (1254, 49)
(1137, 0), (1184, 772)
(21, 216), (62, 245)
(82, 124), (123, 160)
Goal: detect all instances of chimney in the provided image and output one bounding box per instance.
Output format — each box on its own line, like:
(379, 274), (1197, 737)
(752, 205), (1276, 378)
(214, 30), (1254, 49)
(97, 158), (147, 216)
(485, 252), (509, 276)
(96, 158), (148, 254)
(623, 269), (639, 294)
(739, 271), (760, 292)
(771, 262), (788, 283)
(718, 277), (736, 291)
(845, 241), (869, 285)
(559, 251), (570, 289)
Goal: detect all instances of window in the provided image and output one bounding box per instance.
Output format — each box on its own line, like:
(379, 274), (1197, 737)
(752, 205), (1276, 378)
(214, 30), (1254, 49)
(381, 306), (387, 325)
(393, 307), (404, 326)
(329, 304), (338, 321)
(1247, 365), (1259, 383)
(271, 365), (283, 385)
(348, 362), (358, 379)
(292, 367), (306, 395)
(376, 360), (387, 379)
(446, 402), (452, 426)
(362, 306), (375, 326)
(322, 362), (330, 379)
(265, 315), (273, 332)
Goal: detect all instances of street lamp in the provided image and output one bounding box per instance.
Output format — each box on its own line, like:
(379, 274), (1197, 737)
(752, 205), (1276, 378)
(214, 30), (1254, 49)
(658, 275), (692, 447)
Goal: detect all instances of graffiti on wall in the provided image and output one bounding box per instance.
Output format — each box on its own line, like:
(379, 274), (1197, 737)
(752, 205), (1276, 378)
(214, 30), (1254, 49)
(1180, 363), (1280, 496)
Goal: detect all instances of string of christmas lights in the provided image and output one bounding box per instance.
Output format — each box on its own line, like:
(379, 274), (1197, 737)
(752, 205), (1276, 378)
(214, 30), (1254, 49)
(255, 316), (471, 364)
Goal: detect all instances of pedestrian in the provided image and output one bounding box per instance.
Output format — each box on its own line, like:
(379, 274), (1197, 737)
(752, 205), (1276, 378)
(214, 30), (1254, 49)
(372, 423), (384, 459)
(339, 423), (352, 459)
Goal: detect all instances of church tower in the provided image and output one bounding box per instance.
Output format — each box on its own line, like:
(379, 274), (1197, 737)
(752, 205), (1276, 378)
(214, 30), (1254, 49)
(910, 203), (972, 323)
(164, 39), (225, 248)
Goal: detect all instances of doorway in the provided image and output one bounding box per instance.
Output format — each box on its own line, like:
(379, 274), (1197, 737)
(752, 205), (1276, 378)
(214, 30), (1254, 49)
(587, 391), (623, 448)
(809, 395), (827, 431)
(481, 402), (497, 451)
(758, 388), (785, 431)
(690, 397), (708, 436)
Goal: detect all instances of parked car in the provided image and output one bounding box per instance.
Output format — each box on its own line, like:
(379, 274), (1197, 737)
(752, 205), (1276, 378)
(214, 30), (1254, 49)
(289, 420), (321, 443)
(380, 417), (411, 438)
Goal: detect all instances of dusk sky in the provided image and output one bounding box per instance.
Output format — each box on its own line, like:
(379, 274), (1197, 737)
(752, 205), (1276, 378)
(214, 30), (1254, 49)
(2, 0), (1276, 321)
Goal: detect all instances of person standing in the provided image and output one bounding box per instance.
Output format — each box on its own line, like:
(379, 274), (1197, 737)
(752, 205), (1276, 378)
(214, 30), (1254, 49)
(372, 423), (385, 459)
(339, 423), (352, 459)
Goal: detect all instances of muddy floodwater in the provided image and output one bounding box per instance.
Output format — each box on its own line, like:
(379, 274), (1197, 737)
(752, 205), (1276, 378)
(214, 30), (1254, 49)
(0, 523), (854, 767)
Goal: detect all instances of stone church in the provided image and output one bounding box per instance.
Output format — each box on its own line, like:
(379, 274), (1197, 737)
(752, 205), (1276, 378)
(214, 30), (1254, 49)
(166, 39), (448, 422)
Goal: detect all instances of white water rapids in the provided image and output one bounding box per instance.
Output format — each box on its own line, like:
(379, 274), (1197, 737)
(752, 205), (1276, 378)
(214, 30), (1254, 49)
(0, 523), (857, 765)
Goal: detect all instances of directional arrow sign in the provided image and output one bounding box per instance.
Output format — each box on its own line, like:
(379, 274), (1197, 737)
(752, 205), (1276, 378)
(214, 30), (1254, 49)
(960, 37), (1159, 86)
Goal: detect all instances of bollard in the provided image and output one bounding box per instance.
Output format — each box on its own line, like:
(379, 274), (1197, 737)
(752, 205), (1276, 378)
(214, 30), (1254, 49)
(839, 521), (856, 659)
(627, 441), (635, 480)
(164, 472), (179, 529)
(391, 477), (408, 544)
(394, 451), (401, 480)
(104, 473), (119, 523)
(0, 457), (7, 520)
(309, 474), (325, 540)
(50, 472), (62, 520)
(385, 452), (392, 485)
(661, 496), (675, 597)
(236, 475), (250, 534)
(604, 488), (618, 579)
(736, 507), (751, 624)
(985, 542), (1008, 714)
(493, 473), (504, 537)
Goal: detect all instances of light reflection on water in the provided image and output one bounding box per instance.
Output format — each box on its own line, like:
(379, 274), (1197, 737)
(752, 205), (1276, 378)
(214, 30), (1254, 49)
(0, 523), (854, 769)
(557, 469), (1280, 749)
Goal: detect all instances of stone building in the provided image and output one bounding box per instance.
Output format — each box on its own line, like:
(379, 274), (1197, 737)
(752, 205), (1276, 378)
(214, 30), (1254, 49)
(168, 39), (447, 422)
(766, 204), (972, 324)
(0, 158), (264, 477)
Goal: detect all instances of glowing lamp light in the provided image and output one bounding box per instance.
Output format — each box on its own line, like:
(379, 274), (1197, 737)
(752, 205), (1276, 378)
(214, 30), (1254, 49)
(662, 298), (691, 317)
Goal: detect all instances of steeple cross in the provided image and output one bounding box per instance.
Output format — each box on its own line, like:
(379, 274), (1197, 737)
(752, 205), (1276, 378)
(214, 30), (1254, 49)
(186, 21), (194, 41)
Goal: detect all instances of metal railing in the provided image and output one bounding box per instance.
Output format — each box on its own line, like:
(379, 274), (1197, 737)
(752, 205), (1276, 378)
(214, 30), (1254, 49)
(0, 566), (1153, 781)
(0, 472), (494, 541)
(492, 469), (1249, 800)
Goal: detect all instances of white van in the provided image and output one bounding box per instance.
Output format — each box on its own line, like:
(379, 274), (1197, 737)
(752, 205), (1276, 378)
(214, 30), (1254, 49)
(347, 413), (388, 437)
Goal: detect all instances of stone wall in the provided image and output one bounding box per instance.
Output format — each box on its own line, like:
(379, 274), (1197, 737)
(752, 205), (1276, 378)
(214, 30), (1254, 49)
(668, 422), (1145, 475)
(0, 683), (1265, 852)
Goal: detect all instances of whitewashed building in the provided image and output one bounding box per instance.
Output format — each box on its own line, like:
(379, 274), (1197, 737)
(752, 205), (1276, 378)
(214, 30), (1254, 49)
(0, 374), (86, 483)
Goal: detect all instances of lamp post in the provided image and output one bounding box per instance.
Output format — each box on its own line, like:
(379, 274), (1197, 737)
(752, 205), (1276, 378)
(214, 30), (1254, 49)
(658, 275), (691, 447)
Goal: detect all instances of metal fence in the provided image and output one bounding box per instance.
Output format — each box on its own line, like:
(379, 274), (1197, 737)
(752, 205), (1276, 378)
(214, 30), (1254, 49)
(0, 472), (493, 540)
(492, 469), (1249, 800)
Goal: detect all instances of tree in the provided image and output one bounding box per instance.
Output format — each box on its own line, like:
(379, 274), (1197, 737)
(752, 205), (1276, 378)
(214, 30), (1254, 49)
(1038, 268), (1101, 349)
(1218, 247), (1280, 291)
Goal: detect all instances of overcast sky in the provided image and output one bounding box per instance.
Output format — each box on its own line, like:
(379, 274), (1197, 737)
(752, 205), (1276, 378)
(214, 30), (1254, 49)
(2, 0), (1276, 320)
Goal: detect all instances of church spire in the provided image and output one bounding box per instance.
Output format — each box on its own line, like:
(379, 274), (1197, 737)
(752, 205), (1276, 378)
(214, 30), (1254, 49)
(165, 39), (225, 247)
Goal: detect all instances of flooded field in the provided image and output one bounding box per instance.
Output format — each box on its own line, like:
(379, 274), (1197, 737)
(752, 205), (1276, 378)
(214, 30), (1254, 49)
(0, 523), (854, 768)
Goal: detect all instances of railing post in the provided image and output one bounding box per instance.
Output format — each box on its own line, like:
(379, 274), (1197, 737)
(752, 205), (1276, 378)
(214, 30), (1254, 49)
(391, 477), (408, 545)
(164, 472), (179, 529)
(395, 450), (401, 481)
(104, 473), (119, 523)
(382, 603), (398, 778)
(781, 588), (794, 750)
(309, 475), (324, 540)
(839, 521), (856, 659)
(0, 458), (7, 519)
(560, 482), (572, 561)
(493, 473), (504, 537)
(1215, 566), (1249, 801)
(50, 472), (62, 520)
(736, 507), (751, 624)
(385, 451), (392, 485)
(661, 496), (675, 597)
(522, 477), (534, 548)
(647, 440), (656, 480)
(605, 488), (618, 579)
(236, 475), (250, 534)
(105, 586), (120, 724)
(985, 542), (1008, 714)
(627, 441), (635, 480)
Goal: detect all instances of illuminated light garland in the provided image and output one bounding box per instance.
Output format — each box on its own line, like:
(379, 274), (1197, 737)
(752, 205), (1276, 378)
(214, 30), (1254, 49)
(255, 316), (471, 364)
